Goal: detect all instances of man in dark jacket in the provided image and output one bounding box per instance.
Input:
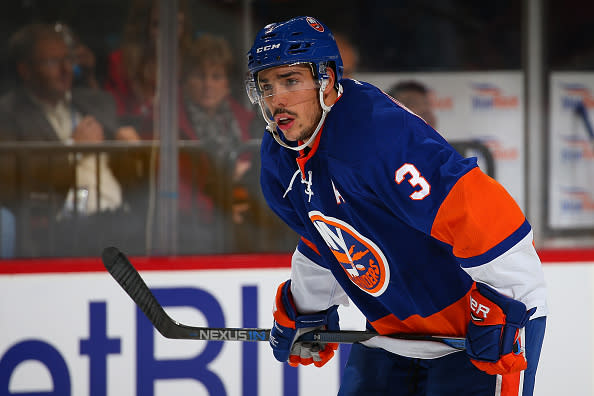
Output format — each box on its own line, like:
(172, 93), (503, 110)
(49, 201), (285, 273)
(0, 23), (140, 256)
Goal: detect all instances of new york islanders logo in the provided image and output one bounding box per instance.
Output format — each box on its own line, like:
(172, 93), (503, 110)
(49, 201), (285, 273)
(309, 211), (390, 296)
(306, 17), (324, 32)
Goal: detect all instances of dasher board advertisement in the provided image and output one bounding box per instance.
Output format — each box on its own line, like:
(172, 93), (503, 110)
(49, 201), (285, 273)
(548, 72), (594, 230)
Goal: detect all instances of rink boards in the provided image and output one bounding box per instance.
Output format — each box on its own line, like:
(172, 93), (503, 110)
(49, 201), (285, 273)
(0, 252), (593, 395)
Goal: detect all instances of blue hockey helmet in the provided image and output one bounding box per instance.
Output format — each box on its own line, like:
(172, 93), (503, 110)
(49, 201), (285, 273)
(245, 16), (344, 151)
(246, 16), (343, 103)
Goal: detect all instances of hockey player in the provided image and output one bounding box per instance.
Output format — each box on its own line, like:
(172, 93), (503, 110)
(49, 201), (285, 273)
(245, 16), (547, 395)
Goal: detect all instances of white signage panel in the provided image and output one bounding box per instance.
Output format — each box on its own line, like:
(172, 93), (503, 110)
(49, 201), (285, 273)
(548, 72), (594, 229)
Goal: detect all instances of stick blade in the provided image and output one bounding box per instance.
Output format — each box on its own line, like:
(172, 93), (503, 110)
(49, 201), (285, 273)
(102, 246), (121, 271)
(101, 246), (173, 338)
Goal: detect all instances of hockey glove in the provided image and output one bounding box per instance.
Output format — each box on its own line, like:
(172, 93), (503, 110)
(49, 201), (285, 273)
(269, 280), (339, 367)
(466, 282), (536, 375)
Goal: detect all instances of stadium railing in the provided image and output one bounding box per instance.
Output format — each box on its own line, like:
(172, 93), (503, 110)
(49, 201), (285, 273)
(0, 139), (495, 258)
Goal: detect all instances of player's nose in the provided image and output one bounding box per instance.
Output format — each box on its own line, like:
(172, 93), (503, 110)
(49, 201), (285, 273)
(271, 91), (289, 108)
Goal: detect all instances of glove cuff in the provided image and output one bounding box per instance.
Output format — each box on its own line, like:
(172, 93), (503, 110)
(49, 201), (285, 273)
(474, 283), (532, 327)
(295, 305), (339, 329)
(273, 280), (297, 329)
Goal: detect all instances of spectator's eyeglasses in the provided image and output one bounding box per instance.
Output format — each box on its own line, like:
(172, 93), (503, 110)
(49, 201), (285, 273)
(33, 55), (77, 69)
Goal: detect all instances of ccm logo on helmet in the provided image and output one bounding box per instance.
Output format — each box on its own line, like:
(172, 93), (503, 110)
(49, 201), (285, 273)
(256, 43), (281, 53)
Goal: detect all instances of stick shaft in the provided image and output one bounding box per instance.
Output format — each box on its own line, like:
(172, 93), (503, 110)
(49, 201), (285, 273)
(101, 247), (465, 350)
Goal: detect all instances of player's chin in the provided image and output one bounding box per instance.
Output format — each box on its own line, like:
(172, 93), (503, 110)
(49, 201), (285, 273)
(297, 130), (315, 142)
(279, 128), (301, 142)
(278, 130), (295, 142)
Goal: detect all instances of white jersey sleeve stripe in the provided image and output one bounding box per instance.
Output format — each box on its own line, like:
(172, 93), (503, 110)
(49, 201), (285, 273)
(462, 230), (548, 318)
(290, 247), (350, 313)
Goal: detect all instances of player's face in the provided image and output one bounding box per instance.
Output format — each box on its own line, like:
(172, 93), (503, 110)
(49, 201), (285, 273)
(257, 64), (322, 142)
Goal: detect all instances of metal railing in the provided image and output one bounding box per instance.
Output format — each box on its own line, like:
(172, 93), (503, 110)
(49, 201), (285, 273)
(0, 139), (495, 258)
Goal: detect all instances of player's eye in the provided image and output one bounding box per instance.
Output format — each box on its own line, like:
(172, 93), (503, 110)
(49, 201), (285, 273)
(284, 78), (300, 88)
(259, 83), (273, 94)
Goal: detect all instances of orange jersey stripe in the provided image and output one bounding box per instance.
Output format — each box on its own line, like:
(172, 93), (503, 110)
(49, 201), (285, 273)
(431, 167), (525, 259)
(300, 236), (321, 255)
(500, 372), (522, 396)
(370, 288), (472, 337)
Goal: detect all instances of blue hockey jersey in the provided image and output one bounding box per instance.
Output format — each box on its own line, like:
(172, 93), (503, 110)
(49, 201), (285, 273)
(260, 79), (546, 343)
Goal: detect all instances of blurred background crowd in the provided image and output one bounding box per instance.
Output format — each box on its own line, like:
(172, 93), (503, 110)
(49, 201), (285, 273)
(0, 0), (592, 258)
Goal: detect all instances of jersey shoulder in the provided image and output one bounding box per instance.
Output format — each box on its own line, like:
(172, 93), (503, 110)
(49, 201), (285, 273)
(326, 79), (452, 165)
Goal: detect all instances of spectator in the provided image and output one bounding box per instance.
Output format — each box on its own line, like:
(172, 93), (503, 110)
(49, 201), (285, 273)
(0, 23), (140, 256)
(180, 34), (255, 174)
(54, 22), (100, 90)
(388, 79), (437, 129)
(178, 34), (264, 253)
(104, 0), (193, 133)
(334, 32), (359, 79)
(54, 22), (141, 143)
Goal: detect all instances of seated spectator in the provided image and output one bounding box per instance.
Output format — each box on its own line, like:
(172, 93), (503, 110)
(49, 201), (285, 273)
(0, 23), (141, 256)
(177, 34), (262, 253)
(180, 34), (255, 173)
(104, 0), (193, 133)
(387, 80), (437, 129)
(54, 22), (100, 90)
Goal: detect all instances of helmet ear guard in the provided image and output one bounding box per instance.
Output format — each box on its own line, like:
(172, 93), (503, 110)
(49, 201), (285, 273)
(245, 76), (260, 105)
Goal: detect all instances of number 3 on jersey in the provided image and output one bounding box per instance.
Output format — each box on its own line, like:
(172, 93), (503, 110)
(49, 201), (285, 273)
(395, 163), (431, 200)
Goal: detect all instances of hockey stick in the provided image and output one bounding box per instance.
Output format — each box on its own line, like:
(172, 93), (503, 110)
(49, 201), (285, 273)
(101, 246), (466, 350)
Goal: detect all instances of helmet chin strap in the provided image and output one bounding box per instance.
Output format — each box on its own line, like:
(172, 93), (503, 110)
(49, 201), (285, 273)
(260, 81), (343, 152)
